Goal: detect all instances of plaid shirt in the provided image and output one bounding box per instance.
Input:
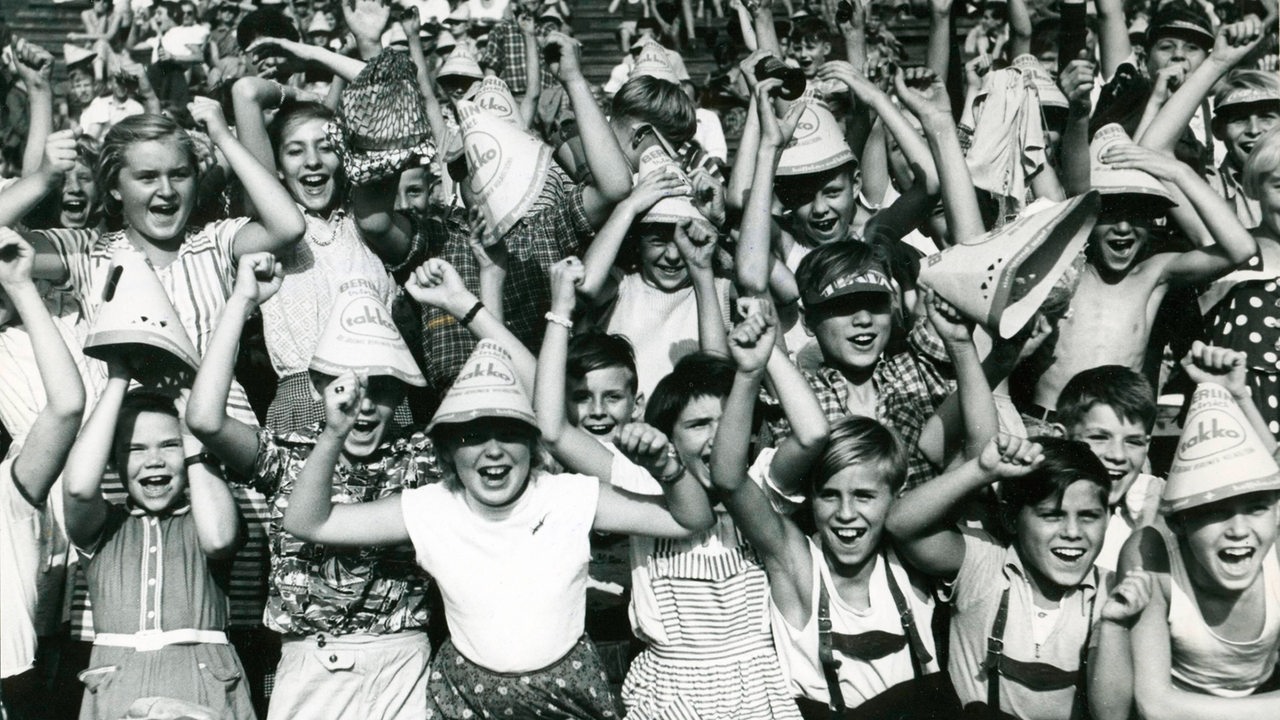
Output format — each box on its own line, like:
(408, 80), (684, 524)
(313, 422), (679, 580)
(478, 20), (558, 95)
(241, 424), (444, 636)
(764, 319), (955, 491)
(421, 211), (480, 395)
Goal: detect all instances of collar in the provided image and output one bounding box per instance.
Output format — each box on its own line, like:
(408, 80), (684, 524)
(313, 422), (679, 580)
(127, 500), (192, 518)
(1001, 543), (1101, 607)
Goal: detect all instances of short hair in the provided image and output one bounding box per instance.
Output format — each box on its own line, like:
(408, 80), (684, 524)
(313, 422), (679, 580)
(1213, 70), (1280, 132)
(1000, 437), (1111, 524)
(112, 391), (180, 469)
(1144, 2), (1213, 50)
(790, 16), (833, 46)
(612, 75), (697, 146)
(567, 332), (639, 393)
(1056, 365), (1157, 432)
(432, 418), (546, 493)
(97, 114), (198, 218)
(237, 8), (301, 48)
(794, 239), (898, 315)
(774, 160), (858, 211)
(1243, 126), (1280, 201)
(644, 352), (735, 436)
(810, 416), (908, 495)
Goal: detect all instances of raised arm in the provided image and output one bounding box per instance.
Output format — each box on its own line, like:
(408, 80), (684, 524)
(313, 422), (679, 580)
(247, 36), (368, 82)
(543, 32), (633, 228)
(12, 42), (53, 178)
(915, 290), (997, 468)
(62, 366), (130, 550)
(736, 81), (802, 297)
(593, 422), (716, 537)
(1006, 0), (1032, 58)
(178, 396), (244, 559)
(1182, 341), (1279, 455)
(517, 13), (542, 128)
(398, 10), (448, 143)
(186, 253), (283, 477)
(577, 170), (684, 300)
(675, 219), (730, 356)
(757, 310), (830, 494)
(1058, 53), (1095, 196)
(925, 0), (954, 79)
(1095, 0), (1134, 79)
(188, 97), (306, 257)
(281, 371), (412, 547)
(0, 230), (85, 506)
(0, 129), (76, 236)
(230, 76), (322, 174)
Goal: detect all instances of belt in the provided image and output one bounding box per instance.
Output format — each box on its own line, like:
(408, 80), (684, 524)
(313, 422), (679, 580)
(1020, 403), (1058, 424)
(94, 629), (229, 652)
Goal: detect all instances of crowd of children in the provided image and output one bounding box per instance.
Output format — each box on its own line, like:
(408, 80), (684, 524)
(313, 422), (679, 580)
(1, 0), (1278, 718)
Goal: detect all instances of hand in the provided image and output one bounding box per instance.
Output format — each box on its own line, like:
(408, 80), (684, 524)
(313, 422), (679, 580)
(1211, 16), (1266, 69)
(246, 37), (306, 61)
(1099, 142), (1182, 182)
(232, 252), (284, 305)
(187, 96), (230, 138)
(964, 53), (992, 93)
(1058, 52), (1093, 111)
(405, 258), (473, 314)
(12, 39), (53, 92)
(893, 66), (952, 123)
(0, 229), (36, 288)
(40, 129), (79, 178)
(1016, 313), (1053, 363)
(469, 216), (508, 278)
(728, 296), (777, 373)
(626, 166), (688, 214)
(923, 288), (973, 349)
(120, 60), (154, 92)
(738, 48), (775, 93)
(927, 0), (953, 16)
(543, 32), (582, 82)
(690, 169), (726, 229)
(614, 422), (681, 478)
(548, 256), (584, 315)
(977, 434), (1045, 479)
(817, 59), (876, 99)
(1101, 570), (1154, 626)
(755, 82), (807, 149)
(344, 0), (392, 46)
(323, 370), (366, 438)
(672, 218), (717, 279)
(1149, 64), (1186, 104)
(1181, 340), (1250, 398)
(399, 4), (421, 36)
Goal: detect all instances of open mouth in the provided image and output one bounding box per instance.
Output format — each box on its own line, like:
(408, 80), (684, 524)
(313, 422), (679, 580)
(831, 527), (867, 545)
(809, 216), (839, 235)
(1219, 547), (1256, 565)
(847, 333), (878, 352)
(1050, 547), (1087, 563)
(150, 202), (180, 218)
(298, 173), (331, 195)
(583, 422), (615, 436)
(137, 474), (173, 498)
(1106, 237), (1136, 255)
(477, 465), (512, 486)
(62, 198), (88, 213)
(350, 418), (378, 437)
(654, 264), (685, 278)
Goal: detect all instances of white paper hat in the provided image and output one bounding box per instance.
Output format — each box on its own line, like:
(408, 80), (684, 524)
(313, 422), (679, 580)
(309, 279), (426, 387)
(1090, 123), (1176, 208)
(438, 45), (484, 79)
(427, 339), (537, 433)
(1010, 54), (1069, 111)
(63, 43), (96, 69)
(457, 99), (553, 239)
(919, 191), (1098, 338)
(635, 145), (704, 225)
(1162, 382), (1280, 513)
(776, 96), (854, 177)
(472, 76), (523, 127)
(84, 248), (201, 377)
(630, 39), (682, 85)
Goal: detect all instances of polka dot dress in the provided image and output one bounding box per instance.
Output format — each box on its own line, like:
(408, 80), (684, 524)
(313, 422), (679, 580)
(1205, 252), (1280, 440)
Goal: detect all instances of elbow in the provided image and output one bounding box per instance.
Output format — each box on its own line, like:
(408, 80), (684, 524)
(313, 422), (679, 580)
(735, 271), (769, 299)
(275, 211), (306, 248)
(201, 529), (243, 560)
(684, 507), (717, 533)
(183, 405), (224, 441)
(794, 421), (831, 454)
(65, 478), (102, 503)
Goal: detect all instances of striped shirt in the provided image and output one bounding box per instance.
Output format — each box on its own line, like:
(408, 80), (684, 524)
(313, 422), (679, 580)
(37, 220), (271, 627)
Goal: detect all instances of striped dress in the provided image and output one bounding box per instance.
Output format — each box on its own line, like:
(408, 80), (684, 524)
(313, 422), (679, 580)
(622, 509), (803, 720)
(36, 222), (271, 628)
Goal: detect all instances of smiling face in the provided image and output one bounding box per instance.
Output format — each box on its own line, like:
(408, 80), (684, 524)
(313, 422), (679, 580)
(115, 408), (188, 514)
(1217, 107), (1280, 168)
(313, 373), (404, 458)
(669, 395), (723, 488)
(1014, 480), (1108, 598)
(61, 159), (99, 228)
(806, 293), (893, 379)
(278, 116), (340, 215)
(790, 168), (860, 246)
(1068, 405), (1150, 505)
(1174, 492), (1279, 595)
(567, 366), (638, 443)
(793, 38), (831, 78)
(444, 419), (537, 511)
(636, 225), (691, 292)
(814, 464), (893, 573)
(1088, 201), (1155, 276)
(112, 138), (196, 245)
(396, 165), (433, 215)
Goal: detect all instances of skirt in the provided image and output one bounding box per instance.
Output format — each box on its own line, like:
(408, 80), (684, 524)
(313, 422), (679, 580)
(622, 646), (803, 720)
(425, 636), (624, 719)
(77, 643), (255, 720)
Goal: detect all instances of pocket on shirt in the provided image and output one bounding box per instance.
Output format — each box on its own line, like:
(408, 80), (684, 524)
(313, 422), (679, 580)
(77, 664), (119, 694)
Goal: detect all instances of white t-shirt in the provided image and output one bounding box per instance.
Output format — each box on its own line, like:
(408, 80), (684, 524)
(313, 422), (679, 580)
(1, 456), (39, 678)
(695, 108), (727, 162)
(400, 470), (600, 672)
(160, 23), (210, 62)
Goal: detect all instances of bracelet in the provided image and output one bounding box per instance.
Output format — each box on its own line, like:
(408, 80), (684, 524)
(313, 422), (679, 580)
(269, 80), (287, 109)
(459, 300), (484, 326)
(544, 311), (573, 330)
(656, 461), (686, 485)
(183, 452), (221, 470)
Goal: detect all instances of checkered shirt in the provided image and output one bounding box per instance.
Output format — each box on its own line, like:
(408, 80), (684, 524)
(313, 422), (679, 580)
(478, 20), (559, 96)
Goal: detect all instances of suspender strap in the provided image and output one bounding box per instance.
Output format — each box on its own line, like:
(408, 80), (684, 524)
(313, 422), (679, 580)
(817, 582), (847, 716)
(986, 586), (1011, 712)
(882, 557), (933, 678)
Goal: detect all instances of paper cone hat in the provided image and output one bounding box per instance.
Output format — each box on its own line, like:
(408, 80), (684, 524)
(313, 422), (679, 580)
(1091, 124), (1176, 207)
(84, 248), (201, 375)
(436, 30), (458, 53)
(438, 46), (484, 79)
(309, 279), (426, 387)
(427, 339), (537, 433)
(472, 76), (523, 127)
(63, 43), (96, 69)
(1011, 54), (1068, 110)
(1161, 382), (1280, 513)
(630, 40), (681, 84)
(919, 191), (1098, 338)
(457, 99), (552, 239)
(307, 12), (335, 34)
(635, 145), (704, 225)
(777, 97), (855, 177)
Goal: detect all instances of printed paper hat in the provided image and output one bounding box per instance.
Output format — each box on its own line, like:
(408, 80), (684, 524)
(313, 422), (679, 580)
(1147, 3), (1214, 50)
(331, 50), (436, 186)
(472, 76), (523, 127)
(1161, 382), (1280, 513)
(427, 339), (537, 433)
(437, 45), (484, 79)
(436, 30), (458, 53)
(1214, 86), (1280, 123)
(457, 99), (553, 239)
(83, 248), (201, 375)
(776, 96), (854, 177)
(635, 145), (705, 225)
(447, 4), (470, 21)
(919, 191), (1099, 338)
(1010, 54), (1068, 111)
(309, 279), (426, 387)
(307, 12), (334, 34)
(630, 39), (682, 85)
(63, 43), (96, 69)
(1090, 124), (1176, 207)
(537, 6), (565, 25)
